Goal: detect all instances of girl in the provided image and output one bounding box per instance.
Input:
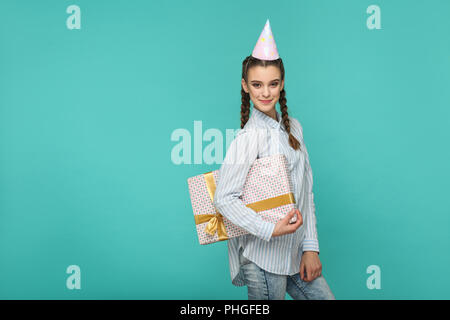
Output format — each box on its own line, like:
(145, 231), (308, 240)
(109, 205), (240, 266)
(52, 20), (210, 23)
(213, 20), (335, 300)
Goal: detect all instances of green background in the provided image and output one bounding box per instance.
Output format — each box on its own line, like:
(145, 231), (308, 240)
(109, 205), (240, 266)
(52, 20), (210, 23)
(1, 0), (449, 299)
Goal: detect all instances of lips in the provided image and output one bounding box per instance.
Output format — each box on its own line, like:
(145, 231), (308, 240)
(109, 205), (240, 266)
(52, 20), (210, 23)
(260, 99), (272, 104)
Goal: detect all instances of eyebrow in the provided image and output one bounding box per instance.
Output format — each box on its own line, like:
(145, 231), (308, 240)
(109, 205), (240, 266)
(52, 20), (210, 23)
(250, 79), (281, 83)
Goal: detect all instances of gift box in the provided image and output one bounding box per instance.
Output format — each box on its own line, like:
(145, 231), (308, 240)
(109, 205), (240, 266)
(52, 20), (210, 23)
(187, 154), (298, 245)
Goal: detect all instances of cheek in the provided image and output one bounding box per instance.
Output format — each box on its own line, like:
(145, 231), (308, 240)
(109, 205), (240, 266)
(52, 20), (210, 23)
(271, 88), (280, 98)
(249, 88), (259, 97)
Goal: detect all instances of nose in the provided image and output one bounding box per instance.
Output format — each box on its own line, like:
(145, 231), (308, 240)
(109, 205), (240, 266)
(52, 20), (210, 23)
(263, 85), (270, 98)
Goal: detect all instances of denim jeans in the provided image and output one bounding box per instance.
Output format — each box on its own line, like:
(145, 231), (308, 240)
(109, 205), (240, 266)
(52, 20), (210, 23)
(239, 248), (335, 300)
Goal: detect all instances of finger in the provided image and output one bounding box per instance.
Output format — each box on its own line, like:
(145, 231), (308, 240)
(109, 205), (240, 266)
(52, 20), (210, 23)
(311, 266), (320, 277)
(287, 209), (296, 219)
(299, 263), (305, 280)
(282, 211), (294, 224)
(288, 221), (300, 233)
(286, 210), (298, 224)
(314, 267), (321, 279)
(291, 211), (302, 229)
(306, 267), (313, 282)
(305, 269), (310, 282)
(295, 211), (302, 225)
(286, 210), (299, 226)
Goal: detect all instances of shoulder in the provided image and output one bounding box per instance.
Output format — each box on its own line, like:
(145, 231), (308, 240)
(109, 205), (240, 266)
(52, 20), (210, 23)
(226, 123), (268, 154)
(235, 126), (267, 142)
(238, 117), (268, 138)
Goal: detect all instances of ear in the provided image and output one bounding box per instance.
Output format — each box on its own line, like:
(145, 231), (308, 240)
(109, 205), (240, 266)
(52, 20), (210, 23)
(241, 78), (249, 93)
(280, 79), (284, 92)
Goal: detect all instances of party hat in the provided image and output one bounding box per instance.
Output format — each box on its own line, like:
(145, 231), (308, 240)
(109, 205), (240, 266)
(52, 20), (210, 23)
(251, 19), (280, 60)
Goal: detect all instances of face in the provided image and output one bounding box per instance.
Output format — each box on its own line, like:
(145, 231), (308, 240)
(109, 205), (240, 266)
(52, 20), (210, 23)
(241, 65), (284, 117)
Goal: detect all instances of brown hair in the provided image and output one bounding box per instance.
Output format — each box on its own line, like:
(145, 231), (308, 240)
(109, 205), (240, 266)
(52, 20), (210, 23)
(240, 55), (301, 150)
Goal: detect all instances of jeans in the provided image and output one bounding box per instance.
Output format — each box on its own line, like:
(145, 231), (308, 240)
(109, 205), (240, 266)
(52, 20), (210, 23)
(239, 248), (335, 300)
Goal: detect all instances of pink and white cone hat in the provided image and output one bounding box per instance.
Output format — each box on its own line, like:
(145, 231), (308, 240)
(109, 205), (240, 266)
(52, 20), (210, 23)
(251, 19), (280, 60)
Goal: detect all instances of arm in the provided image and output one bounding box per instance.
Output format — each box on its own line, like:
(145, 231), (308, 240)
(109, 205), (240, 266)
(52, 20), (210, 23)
(296, 122), (322, 281)
(297, 122), (320, 254)
(213, 128), (275, 242)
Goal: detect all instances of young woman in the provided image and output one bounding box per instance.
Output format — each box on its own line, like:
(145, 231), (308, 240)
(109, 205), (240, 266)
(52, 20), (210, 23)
(213, 20), (335, 300)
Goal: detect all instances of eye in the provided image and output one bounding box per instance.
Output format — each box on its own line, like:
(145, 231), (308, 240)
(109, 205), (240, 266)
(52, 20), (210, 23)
(252, 83), (279, 88)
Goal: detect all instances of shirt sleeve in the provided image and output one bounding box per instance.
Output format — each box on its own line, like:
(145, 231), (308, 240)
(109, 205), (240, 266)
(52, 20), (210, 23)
(213, 127), (275, 242)
(296, 120), (320, 254)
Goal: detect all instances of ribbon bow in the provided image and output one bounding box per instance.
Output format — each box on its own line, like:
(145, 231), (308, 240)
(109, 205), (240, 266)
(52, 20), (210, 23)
(194, 172), (229, 241)
(194, 211), (228, 241)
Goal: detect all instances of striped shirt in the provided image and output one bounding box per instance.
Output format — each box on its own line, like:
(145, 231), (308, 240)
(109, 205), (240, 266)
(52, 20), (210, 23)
(213, 107), (319, 286)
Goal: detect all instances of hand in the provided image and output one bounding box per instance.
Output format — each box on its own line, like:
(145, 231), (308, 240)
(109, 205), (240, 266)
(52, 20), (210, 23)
(300, 251), (322, 282)
(271, 208), (303, 237)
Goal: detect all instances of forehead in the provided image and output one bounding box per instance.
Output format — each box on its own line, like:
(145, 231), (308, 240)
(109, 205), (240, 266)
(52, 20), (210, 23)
(248, 65), (281, 82)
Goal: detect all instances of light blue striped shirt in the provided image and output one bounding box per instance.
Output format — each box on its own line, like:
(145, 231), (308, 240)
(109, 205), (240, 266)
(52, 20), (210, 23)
(213, 107), (319, 286)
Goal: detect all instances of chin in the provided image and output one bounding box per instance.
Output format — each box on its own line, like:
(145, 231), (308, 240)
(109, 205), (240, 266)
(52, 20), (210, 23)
(257, 104), (275, 112)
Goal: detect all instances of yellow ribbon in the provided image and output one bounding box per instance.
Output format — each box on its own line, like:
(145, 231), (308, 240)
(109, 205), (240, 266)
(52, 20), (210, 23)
(194, 212), (229, 241)
(194, 171), (296, 242)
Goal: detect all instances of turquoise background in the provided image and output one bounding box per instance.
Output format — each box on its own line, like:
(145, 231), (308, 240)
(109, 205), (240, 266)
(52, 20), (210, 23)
(1, 0), (449, 299)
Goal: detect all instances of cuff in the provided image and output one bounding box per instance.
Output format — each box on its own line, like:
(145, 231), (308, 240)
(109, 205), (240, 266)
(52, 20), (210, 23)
(255, 219), (275, 242)
(302, 238), (320, 253)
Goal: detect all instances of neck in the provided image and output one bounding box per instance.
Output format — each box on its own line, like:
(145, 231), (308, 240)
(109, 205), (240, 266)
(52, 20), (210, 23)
(257, 107), (277, 121)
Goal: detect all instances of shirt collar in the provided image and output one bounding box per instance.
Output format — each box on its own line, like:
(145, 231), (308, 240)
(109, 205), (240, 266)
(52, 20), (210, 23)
(251, 107), (285, 131)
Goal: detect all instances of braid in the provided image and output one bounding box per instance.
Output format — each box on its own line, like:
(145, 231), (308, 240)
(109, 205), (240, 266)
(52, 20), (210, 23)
(279, 88), (301, 151)
(240, 87), (250, 129)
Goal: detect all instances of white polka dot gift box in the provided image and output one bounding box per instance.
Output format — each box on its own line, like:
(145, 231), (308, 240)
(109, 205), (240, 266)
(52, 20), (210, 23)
(187, 154), (298, 245)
